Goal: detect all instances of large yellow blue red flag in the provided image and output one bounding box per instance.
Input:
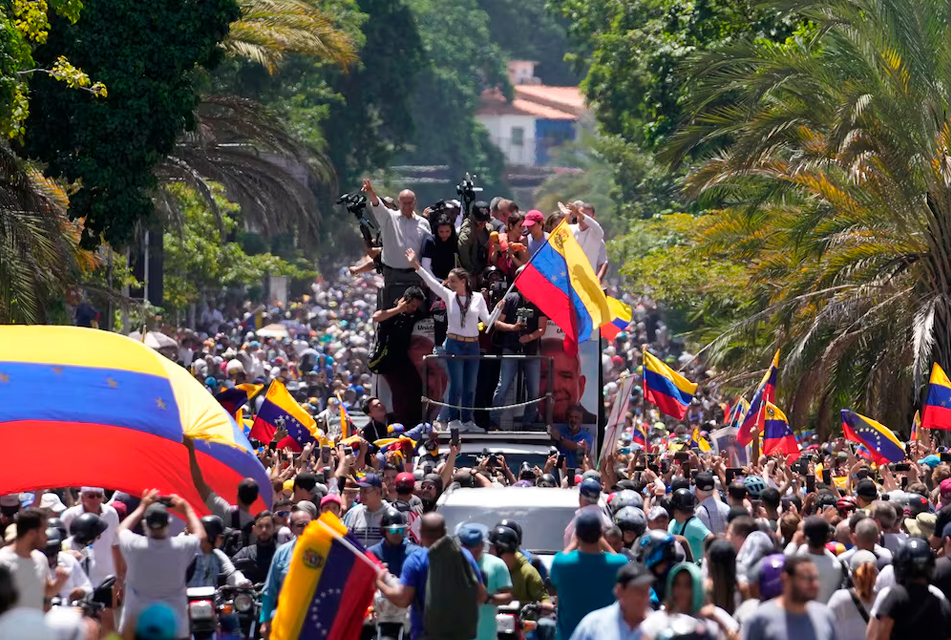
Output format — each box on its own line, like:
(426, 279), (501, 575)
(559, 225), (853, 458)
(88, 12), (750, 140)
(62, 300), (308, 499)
(840, 409), (905, 465)
(643, 351), (697, 420)
(514, 221), (611, 349)
(601, 297), (632, 341)
(762, 402), (800, 460)
(922, 363), (951, 431)
(215, 383), (263, 417)
(270, 512), (380, 640)
(250, 380), (317, 451)
(737, 350), (780, 446)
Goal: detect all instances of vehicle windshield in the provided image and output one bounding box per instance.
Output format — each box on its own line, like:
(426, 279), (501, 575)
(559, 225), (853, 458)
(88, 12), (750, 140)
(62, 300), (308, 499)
(439, 502), (576, 555)
(455, 452), (550, 476)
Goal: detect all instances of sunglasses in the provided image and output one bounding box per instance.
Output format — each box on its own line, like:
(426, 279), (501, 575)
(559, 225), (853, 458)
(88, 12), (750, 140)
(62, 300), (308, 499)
(291, 521), (309, 529)
(83, 493), (104, 499)
(385, 525), (408, 534)
(276, 510), (291, 518)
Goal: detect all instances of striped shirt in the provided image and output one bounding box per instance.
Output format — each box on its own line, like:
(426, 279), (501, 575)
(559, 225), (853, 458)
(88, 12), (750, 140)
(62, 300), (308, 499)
(343, 503), (387, 547)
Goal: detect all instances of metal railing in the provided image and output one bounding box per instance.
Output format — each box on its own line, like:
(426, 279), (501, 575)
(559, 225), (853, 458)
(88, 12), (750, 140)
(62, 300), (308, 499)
(421, 353), (554, 429)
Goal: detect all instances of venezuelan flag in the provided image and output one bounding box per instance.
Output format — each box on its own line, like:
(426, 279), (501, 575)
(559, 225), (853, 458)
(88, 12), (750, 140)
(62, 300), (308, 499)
(270, 512), (380, 640)
(762, 402), (800, 460)
(689, 426), (711, 452)
(854, 443), (877, 463)
(0, 326), (271, 512)
(215, 383), (263, 417)
(643, 351), (697, 420)
(737, 350), (780, 447)
(922, 363), (951, 430)
(840, 409), (905, 465)
(728, 398), (750, 431)
(514, 221), (611, 348)
(911, 410), (920, 443)
(251, 380), (317, 451)
(631, 424), (647, 447)
(600, 297), (632, 341)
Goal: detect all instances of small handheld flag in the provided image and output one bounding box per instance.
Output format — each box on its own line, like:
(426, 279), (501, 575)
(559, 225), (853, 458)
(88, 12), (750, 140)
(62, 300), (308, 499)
(737, 350), (780, 447)
(642, 351), (697, 420)
(689, 426), (712, 452)
(911, 410), (920, 443)
(762, 402), (800, 460)
(215, 383), (263, 417)
(840, 409), (905, 465)
(250, 380), (317, 450)
(922, 363), (951, 431)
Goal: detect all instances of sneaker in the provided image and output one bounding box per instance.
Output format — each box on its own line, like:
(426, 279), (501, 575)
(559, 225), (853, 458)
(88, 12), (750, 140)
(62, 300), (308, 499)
(447, 420), (464, 432)
(459, 420), (485, 433)
(433, 420), (449, 432)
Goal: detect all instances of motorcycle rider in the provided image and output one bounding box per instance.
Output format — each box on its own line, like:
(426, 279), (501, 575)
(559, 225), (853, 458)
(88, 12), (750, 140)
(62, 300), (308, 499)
(368, 509), (419, 636)
(43, 527), (92, 601)
(495, 519), (548, 585)
(636, 530), (678, 606)
(64, 513), (108, 586)
(232, 511), (278, 584)
(488, 525), (554, 640)
(187, 516), (251, 588)
(613, 507), (647, 558)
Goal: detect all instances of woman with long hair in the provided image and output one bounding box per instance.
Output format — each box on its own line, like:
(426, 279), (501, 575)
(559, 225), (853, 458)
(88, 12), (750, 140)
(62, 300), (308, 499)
(407, 248), (490, 431)
(420, 214), (459, 281)
(641, 563), (740, 640)
(706, 538), (739, 615)
(827, 551), (878, 640)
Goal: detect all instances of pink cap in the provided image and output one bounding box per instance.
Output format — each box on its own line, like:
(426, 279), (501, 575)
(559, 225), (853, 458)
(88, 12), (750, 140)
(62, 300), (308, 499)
(320, 494), (342, 507)
(522, 210), (544, 227)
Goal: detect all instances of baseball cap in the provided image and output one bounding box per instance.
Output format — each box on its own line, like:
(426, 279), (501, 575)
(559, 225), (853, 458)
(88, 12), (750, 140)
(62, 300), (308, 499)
(919, 454), (941, 468)
(320, 494), (342, 508)
(135, 603), (178, 640)
(357, 474), (383, 489)
(457, 523), (488, 547)
(0, 494), (20, 509)
(144, 503), (170, 530)
(396, 472), (415, 487)
(579, 477), (602, 499)
(39, 493), (67, 514)
(906, 493), (931, 516)
(616, 562), (655, 587)
(522, 210), (544, 227)
(647, 506), (669, 522)
(941, 479), (951, 503)
(80, 487), (104, 496)
(582, 469), (602, 483)
(694, 471), (716, 492)
(855, 479), (878, 500)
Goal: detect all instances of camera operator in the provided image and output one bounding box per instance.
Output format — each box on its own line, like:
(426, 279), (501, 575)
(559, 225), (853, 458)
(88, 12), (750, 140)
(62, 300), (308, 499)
(370, 286), (428, 426)
(458, 200), (492, 282)
(361, 179), (432, 308)
(489, 283), (548, 430)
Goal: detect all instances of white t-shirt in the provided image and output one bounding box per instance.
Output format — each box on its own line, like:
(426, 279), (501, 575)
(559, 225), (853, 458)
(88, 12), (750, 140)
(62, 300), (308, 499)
(642, 609), (737, 640)
(792, 546), (844, 604)
(48, 550), (93, 599)
(0, 547), (48, 609)
(568, 216), (605, 270)
(60, 503), (120, 585)
(827, 588), (873, 640)
(118, 529), (201, 639)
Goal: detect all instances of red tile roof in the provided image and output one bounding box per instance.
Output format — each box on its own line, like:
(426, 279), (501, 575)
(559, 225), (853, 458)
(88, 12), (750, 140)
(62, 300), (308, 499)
(477, 86), (584, 120)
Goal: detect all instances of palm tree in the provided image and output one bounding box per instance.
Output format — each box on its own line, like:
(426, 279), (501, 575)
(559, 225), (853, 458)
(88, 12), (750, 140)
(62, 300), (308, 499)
(0, 141), (100, 323)
(225, 0), (358, 73)
(665, 0), (951, 434)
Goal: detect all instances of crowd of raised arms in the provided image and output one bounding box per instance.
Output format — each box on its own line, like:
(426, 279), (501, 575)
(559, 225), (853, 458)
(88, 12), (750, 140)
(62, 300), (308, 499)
(2, 181), (948, 640)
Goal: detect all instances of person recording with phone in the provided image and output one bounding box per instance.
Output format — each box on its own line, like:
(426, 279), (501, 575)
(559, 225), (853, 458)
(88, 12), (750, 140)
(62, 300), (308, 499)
(489, 286), (548, 430)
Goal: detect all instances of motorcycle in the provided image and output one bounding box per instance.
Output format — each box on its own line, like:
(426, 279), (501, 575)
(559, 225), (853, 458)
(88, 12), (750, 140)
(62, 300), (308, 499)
(496, 602), (545, 640)
(363, 578), (409, 640)
(187, 583), (263, 640)
(49, 575), (116, 623)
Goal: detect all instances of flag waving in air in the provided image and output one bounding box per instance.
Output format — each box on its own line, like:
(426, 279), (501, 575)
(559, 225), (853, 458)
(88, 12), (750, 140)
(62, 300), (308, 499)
(600, 297), (633, 341)
(728, 398), (750, 431)
(762, 402), (800, 460)
(922, 363), (951, 431)
(911, 410), (920, 443)
(215, 383), (263, 417)
(514, 221), (611, 351)
(737, 350), (780, 447)
(250, 380), (317, 451)
(642, 351), (697, 420)
(840, 409), (905, 465)
(689, 426), (711, 452)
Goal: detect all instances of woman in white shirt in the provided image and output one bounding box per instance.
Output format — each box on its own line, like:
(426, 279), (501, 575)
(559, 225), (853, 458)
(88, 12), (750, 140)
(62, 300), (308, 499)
(827, 550), (877, 640)
(406, 248), (490, 431)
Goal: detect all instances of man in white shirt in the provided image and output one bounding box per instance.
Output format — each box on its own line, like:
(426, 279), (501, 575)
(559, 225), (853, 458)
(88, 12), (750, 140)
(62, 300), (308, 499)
(42, 526), (92, 601)
(117, 491), (205, 639)
(60, 487), (123, 586)
(361, 178), (432, 308)
(565, 201), (605, 270)
(0, 509), (64, 609)
(200, 302), (224, 334)
(693, 471), (730, 536)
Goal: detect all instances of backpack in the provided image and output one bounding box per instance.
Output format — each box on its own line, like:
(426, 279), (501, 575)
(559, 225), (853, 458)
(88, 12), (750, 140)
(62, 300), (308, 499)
(221, 508), (254, 557)
(423, 536), (480, 640)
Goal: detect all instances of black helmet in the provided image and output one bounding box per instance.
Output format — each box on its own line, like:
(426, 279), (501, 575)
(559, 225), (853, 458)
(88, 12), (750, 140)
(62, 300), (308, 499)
(488, 525), (520, 554)
(635, 530), (677, 570)
(536, 473), (557, 488)
(610, 489), (643, 514)
(614, 506), (647, 537)
(670, 488), (697, 512)
(894, 537), (936, 584)
(381, 508), (407, 528)
(200, 515), (225, 541)
(69, 513), (108, 546)
(44, 528), (63, 558)
(495, 519), (522, 545)
(47, 517), (67, 541)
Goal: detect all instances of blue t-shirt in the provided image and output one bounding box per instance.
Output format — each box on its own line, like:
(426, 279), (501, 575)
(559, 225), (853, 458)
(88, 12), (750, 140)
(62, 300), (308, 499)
(556, 426), (594, 468)
(549, 550), (629, 640)
(399, 545), (484, 640)
(368, 537), (421, 580)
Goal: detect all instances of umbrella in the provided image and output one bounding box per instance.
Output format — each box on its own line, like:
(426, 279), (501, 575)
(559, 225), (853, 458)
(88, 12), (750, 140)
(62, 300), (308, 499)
(257, 323), (289, 339)
(0, 326), (272, 512)
(128, 330), (179, 351)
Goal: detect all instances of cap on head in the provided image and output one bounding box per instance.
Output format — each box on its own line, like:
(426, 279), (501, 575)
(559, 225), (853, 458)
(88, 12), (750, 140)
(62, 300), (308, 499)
(144, 503), (169, 530)
(522, 210), (544, 227)
(856, 479), (878, 500)
(694, 471), (715, 492)
(358, 474), (383, 489)
(579, 477), (602, 499)
(457, 523), (488, 548)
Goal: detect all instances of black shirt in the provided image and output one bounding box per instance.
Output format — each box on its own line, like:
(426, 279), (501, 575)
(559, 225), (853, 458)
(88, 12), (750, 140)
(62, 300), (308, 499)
(876, 583), (951, 640)
(497, 292), (542, 355)
(934, 557), (951, 602)
(421, 234), (458, 280)
(231, 541), (277, 584)
(376, 308), (425, 369)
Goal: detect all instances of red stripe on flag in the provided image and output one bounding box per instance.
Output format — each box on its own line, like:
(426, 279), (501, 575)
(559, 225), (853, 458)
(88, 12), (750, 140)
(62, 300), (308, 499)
(516, 264), (577, 343)
(922, 404), (951, 431)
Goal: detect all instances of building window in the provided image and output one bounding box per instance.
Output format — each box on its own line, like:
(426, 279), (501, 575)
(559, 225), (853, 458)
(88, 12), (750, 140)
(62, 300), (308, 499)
(511, 127), (524, 146)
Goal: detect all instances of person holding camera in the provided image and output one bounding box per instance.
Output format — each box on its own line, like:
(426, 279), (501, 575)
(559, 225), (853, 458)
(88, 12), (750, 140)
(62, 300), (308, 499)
(361, 179), (432, 308)
(406, 247), (491, 432)
(458, 201), (493, 281)
(489, 288), (548, 430)
(370, 286), (428, 426)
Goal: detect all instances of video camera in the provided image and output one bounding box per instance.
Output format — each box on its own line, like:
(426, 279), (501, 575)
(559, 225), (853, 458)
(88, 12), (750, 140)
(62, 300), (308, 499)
(515, 307), (534, 324)
(456, 173), (483, 214)
(337, 192), (378, 248)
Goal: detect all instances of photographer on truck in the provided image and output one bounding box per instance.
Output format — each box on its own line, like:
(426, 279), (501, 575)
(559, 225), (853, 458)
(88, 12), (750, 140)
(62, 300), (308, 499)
(361, 178), (432, 308)
(489, 281), (548, 431)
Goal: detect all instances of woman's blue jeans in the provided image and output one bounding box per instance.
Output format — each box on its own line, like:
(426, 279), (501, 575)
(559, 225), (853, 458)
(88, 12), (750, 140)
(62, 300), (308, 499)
(440, 338), (480, 422)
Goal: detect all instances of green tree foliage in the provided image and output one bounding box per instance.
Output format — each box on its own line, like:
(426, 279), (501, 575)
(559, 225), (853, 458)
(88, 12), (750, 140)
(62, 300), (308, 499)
(162, 182), (315, 313)
(665, 0), (951, 432)
(480, 0), (578, 85)
(21, 0), (241, 248)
